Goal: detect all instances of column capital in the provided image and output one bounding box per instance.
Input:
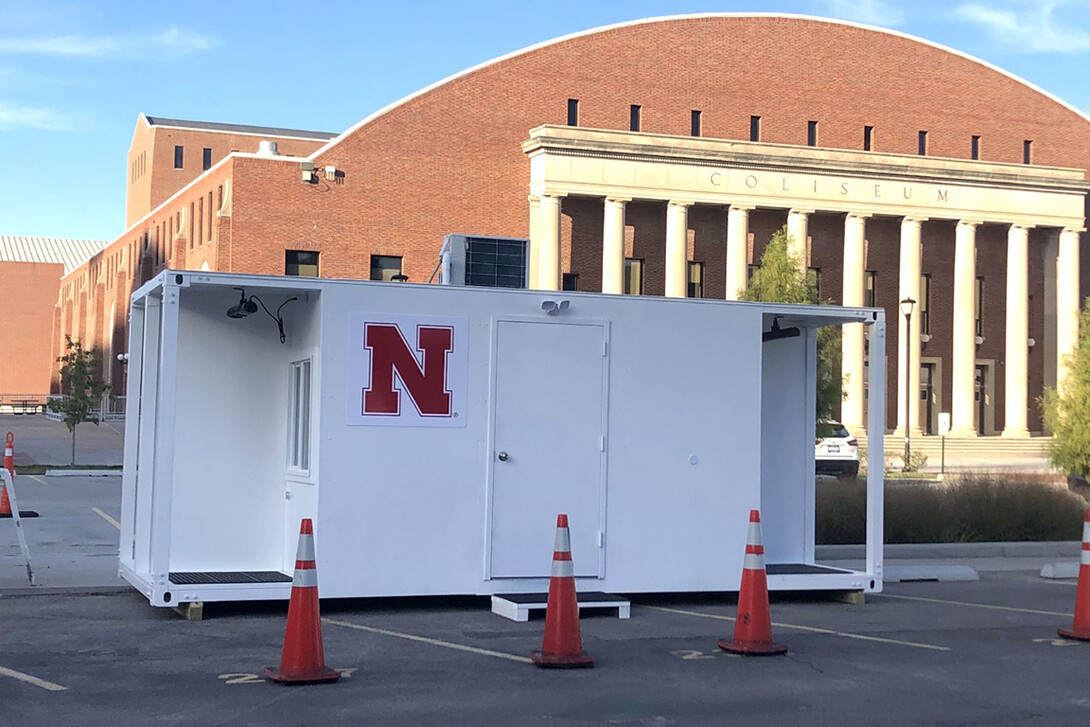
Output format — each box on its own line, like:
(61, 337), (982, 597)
(788, 208), (814, 217)
(539, 192), (566, 201)
(845, 212), (872, 221)
(668, 199), (694, 209)
(528, 194), (541, 203)
(1008, 223), (1033, 232)
(728, 204), (755, 213)
(604, 196), (631, 205)
(1062, 226), (1086, 235)
(901, 216), (927, 226)
(957, 219), (982, 229)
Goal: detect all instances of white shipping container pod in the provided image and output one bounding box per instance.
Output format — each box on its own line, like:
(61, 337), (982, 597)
(119, 271), (886, 608)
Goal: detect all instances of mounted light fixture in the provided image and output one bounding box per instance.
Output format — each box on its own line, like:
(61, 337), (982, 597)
(762, 317), (800, 342)
(226, 287), (298, 344)
(541, 300), (570, 316)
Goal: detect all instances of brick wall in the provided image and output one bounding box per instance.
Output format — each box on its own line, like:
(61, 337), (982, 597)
(0, 261), (63, 396)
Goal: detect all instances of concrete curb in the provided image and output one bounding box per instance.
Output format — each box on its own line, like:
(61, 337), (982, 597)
(817, 541), (1082, 560)
(884, 565), (980, 582)
(1040, 562), (1081, 579)
(42, 469), (122, 477)
(0, 585), (132, 598)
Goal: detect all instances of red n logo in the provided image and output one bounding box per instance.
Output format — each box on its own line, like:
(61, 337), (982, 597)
(363, 323), (454, 416)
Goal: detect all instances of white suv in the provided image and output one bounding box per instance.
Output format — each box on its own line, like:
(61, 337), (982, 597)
(815, 420), (859, 480)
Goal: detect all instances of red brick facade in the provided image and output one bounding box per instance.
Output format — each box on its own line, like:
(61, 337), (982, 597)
(55, 15), (1090, 432)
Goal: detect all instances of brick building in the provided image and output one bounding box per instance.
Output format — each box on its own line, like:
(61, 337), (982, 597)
(0, 236), (107, 406)
(52, 14), (1090, 437)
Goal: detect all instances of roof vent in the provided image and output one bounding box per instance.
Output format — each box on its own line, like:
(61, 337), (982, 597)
(257, 140), (280, 156)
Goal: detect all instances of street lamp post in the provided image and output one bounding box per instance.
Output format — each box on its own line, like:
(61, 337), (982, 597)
(900, 297), (916, 471)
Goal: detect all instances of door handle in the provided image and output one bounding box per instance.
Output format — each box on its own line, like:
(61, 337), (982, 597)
(497, 451), (509, 462)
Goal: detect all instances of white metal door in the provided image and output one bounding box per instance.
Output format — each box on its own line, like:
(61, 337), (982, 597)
(489, 320), (607, 578)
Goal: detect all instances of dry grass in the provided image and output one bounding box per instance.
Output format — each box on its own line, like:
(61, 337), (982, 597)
(816, 473), (1088, 544)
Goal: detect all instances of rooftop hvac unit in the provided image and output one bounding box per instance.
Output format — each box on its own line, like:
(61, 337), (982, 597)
(438, 234), (528, 288)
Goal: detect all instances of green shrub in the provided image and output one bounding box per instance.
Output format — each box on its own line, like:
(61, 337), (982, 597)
(816, 473), (1088, 544)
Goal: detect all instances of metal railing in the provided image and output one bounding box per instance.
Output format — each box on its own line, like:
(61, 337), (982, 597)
(41, 394), (126, 422)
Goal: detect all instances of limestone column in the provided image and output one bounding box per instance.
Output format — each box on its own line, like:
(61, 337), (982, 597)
(665, 201), (691, 298)
(1057, 227), (1084, 393)
(951, 220), (980, 436)
(602, 197), (629, 294)
(527, 195), (540, 289)
(535, 194), (563, 291)
(725, 205), (752, 300)
(897, 217), (924, 435)
(841, 213), (869, 431)
(1002, 224), (1031, 438)
(787, 209), (812, 273)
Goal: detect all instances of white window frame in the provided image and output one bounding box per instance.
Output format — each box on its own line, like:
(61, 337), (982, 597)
(287, 358), (313, 477)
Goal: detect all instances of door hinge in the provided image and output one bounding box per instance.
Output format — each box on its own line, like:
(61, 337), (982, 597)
(598, 531), (605, 547)
(602, 340), (608, 356)
(600, 435), (606, 451)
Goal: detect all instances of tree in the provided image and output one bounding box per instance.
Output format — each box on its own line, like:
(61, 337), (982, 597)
(1041, 299), (1090, 478)
(48, 336), (110, 465)
(741, 226), (845, 420)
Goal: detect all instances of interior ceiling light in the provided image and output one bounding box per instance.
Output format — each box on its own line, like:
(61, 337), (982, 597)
(225, 287), (298, 344)
(762, 316), (800, 343)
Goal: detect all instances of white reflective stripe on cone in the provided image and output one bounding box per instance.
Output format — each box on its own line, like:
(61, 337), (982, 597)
(551, 558), (575, 578)
(554, 527), (571, 553)
(1081, 546), (1090, 566)
(1082, 521), (1090, 543)
(747, 520), (762, 546)
(743, 551), (765, 570)
(296, 534), (316, 561)
(293, 567), (318, 588)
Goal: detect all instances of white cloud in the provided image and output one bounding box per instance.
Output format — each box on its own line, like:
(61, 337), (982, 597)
(954, 1), (1090, 53)
(0, 26), (218, 60)
(824, 0), (906, 27)
(0, 101), (76, 131)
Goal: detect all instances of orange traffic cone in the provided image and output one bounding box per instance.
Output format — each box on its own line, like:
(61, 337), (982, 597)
(532, 514), (594, 668)
(2, 432), (14, 517)
(1059, 509), (1090, 642)
(718, 509), (787, 656)
(264, 519), (341, 684)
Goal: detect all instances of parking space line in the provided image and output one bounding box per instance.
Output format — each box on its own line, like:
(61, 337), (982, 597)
(646, 605), (951, 651)
(0, 665), (67, 692)
(26, 475), (49, 486)
(322, 618), (534, 664)
(882, 593), (1070, 617)
(92, 507), (121, 531)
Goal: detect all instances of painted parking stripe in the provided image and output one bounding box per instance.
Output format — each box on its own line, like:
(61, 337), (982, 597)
(0, 665), (67, 692)
(26, 475), (49, 486)
(322, 618), (534, 664)
(646, 605), (950, 652)
(92, 507), (121, 530)
(882, 593), (1071, 617)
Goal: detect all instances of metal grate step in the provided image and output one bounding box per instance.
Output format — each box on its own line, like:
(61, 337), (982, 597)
(168, 571), (291, 585)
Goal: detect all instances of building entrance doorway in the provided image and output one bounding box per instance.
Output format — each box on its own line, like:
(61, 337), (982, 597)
(921, 363), (936, 435)
(974, 363), (995, 436)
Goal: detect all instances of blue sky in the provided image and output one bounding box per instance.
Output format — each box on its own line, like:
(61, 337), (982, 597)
(1, 0), (1088, 241)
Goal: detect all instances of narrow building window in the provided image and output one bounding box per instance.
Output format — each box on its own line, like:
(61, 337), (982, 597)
(174, 145), (184, 169)
(687, 262), (704, 298)
(370, 254), (402, 281)
(750, 115), (761, 142)
(864, 271), (877, 308)
(562, 273), (579, 291)
(691, 110), (702, 137)
(807, 120), (818, 147)
(202, 147), (212, 171)
(971, 135), (980, 160)
(918, 131), (928, 156)
(286, 250), (320, 277)
(975, 277), (984, 336)
(288, 359), (312, 472)
(1023, 140), (1032, 164)
(217, 184), (223, 210)
(808, 267), (821, 297)
(188, 202), (194, 249)
(920, 273), (931, 335)
(207, 192), (213, 240)
(197, 197), (204, 245)
(863, 125), (873, 151)
(567, 99), (579, 126)
(629, 105), (641, 132)
(624, 258), (643, 295)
